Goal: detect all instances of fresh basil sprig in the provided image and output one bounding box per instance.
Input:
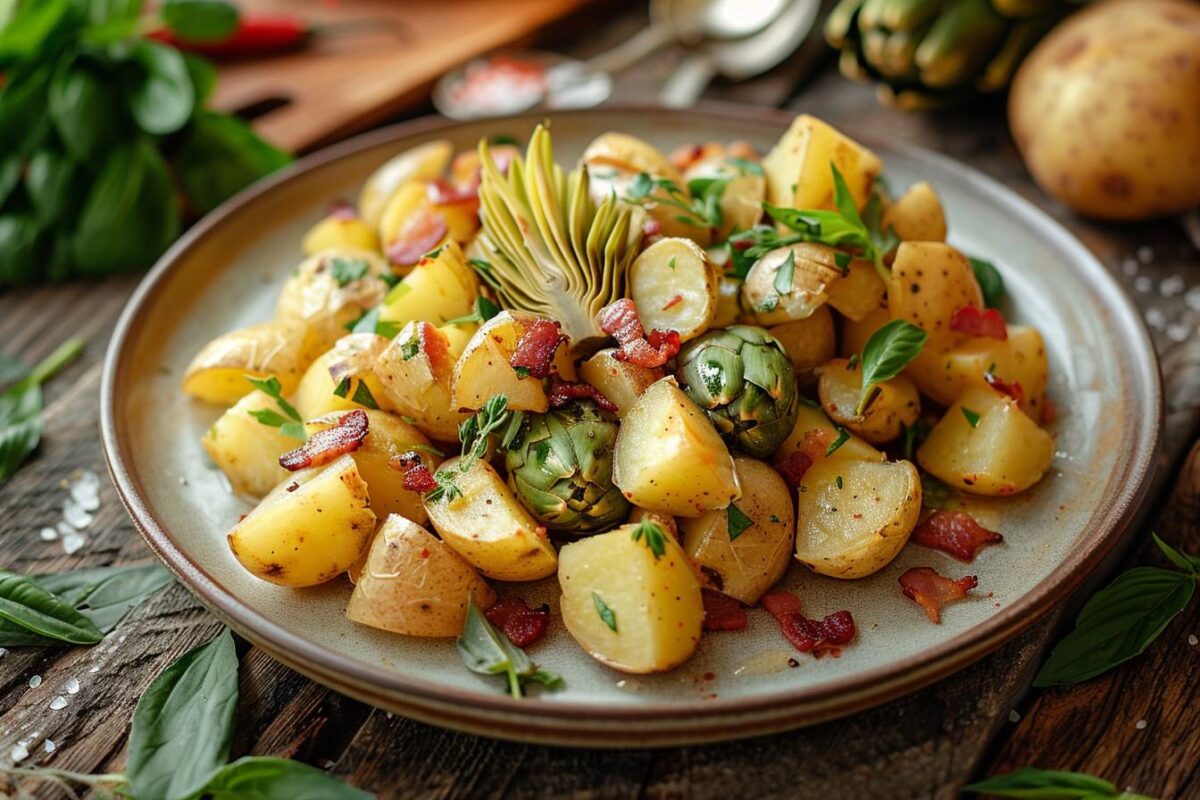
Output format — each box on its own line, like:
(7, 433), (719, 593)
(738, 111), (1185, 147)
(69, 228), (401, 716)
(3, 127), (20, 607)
(1034, 534), (1198, 687)
(457, 395), (522, 472)
(965, 767), (1156, 799)
(0, 570), (103, 645)
(0, 336), (83, 483)
(457, 599), (563, 699)
(855, 320), (927, 415)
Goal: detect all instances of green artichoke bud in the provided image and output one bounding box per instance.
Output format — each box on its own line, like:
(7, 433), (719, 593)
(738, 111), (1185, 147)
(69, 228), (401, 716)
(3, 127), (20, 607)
(505, 400), (631, 532)
(676, 325), (798, 459)
(826, 0), (1076, 109)
(477, 125), (643, 354)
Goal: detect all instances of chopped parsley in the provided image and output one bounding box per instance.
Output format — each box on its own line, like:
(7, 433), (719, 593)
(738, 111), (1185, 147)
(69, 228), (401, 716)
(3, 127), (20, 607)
(592, 592), (618, 632)
(245, 375), (306, 441)
(962, 407), (982, 428)
(727, 503), (754, 541)
(630, 520), (668, 560)
(330, 257), (370, 287)
(826, 427), (850, 457)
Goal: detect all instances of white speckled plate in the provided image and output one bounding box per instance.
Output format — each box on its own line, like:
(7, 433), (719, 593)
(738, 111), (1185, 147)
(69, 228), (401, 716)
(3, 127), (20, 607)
(101, 106), (1161, 746)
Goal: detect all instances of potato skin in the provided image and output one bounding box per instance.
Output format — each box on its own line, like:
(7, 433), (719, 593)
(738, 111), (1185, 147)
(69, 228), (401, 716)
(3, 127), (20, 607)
(358, 140), (453, 228)
(888, 242), (983, 340)
(882, 182), (947, 243)
(1009, 0), (1200, 220)
(768, 305), (835, 387)
(375, 321), (470, 442)
(558, 522), (703, 674)
(681, 457), (794, 604)
(825, 259), (886, 322)
(275, 249), (391, 354)
(346, 515), (495, 637)
(451, 310), (551, 413)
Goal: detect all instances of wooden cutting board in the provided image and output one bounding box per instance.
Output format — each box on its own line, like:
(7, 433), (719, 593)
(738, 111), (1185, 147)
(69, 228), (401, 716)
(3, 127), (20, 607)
(211, 0), (589, 153)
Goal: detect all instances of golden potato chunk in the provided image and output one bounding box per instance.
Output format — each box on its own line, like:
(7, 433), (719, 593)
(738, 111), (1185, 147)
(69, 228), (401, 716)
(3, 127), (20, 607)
(775, 403), (884, 467)
(794, 457), (921, 579)
(378, 240), (479, 329)
(201, 390), (295, 497)
(275, 249), (391, 354)
(681, 457), (794, 604)
(578, 348), (660, 417)
(630, 237), (717, 342)
(451, 310), (551, 413)
(825, 258), (886, 322)
(742, 244), (842, 325)
(294, 335), (390, 420)
(768, 305), (835, 387)
(817, 358), (920, 445)
(346, 515), (496, 637)
(889, 242), (983, 340)
(612, 378), (740, 517)
(302, 213), (380, 256)
(182, 319), (313, 406)
(882, 181), (947, 242)
(358, 139), (453, 228)
(761, 114), (883, 212)
(558, 521), (703, 674)
(374, 321), (469, 442)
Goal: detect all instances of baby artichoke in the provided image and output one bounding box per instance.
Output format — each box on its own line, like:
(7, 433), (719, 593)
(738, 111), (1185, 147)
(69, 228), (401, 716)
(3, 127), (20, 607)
(476, 125), (643, 354)
(676, 325), (799, 458)
(504, 400), (631, 532)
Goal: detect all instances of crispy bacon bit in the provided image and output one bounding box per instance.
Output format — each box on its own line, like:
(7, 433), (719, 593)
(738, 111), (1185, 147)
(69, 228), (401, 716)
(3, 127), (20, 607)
(774, 451), (813, 490)
(386, 209), (448, 266)
(911, 510), (1003, 562)
(328, 201), (357, 221)
(899, 567), (978, 624)
(426, 177), (479, 205)
(985, 371), (1024, 403)
(510, 319), (566, 379)
(668, 143), (706, 171)
(597, 299), (681, 368)
(761, 591), (855, 656)
(661, 294), (683, 311)
(642, 218), (663, 238)
(279, 409), (368, 471)
(950, 305), (1007, 340)
(1041, 397), (1056, 426)
(485, 598), (550, 647)
(548, 375), (618, 414)
(389, 451), (439, 492)
(702, 589), (747, 632)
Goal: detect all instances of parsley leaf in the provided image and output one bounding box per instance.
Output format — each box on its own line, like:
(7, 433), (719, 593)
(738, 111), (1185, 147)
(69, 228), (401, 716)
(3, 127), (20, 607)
(329, 257), (369, 287)
(630, 520), (668, 559)
(445, 296), (501, 326)
(772, 248), (795, 297)
(623, 172), (726, 232)
(592, 592), (618, 632)
(961, 407), (982, 428)
(351, 380), (378, 410)
(726, 504), (754, 541)
(245, 375), (306, 441)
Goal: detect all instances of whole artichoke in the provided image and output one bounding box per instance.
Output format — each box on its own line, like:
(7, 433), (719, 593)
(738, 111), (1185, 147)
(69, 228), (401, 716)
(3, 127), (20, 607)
(505, 400), (631, 532)
(676, 326), (798, 459)
(826, 0), (1080, 109)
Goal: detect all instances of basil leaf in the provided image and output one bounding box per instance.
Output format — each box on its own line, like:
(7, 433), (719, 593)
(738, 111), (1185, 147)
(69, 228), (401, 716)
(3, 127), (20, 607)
(856, 320), (927, 415)
(0, 337), (81, 482)
(161, 0), (239, 43)
(0, 153), (23, 208)
(0, 214), (48, 287)
(74, 562), (173, 632)
(0, 0), (73, 65)
(0, 571), (103, 644)
(963, 767), (1123, 798)
(125, 40), (194, 135)
(179, 110), (291, 214)
(25, 149), (80, 227)
(1152, 533), (1200, 574)
(74, 138), (180, 274)
(127, 628), (239, 800)
(87, 0), (144, 25)
(182, 51), (217, 104)
(1034, 566), (1195, 687)
(49, 60), (126, 162)
(457, 598), (530, 698)
(199, 756), (373, 800)
(970, 257), (1005, 309)
(0, 68), (52, 156)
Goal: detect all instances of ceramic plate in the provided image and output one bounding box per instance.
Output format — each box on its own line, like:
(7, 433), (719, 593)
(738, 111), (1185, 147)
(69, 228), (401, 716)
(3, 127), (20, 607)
(101, 106), (1161, 746)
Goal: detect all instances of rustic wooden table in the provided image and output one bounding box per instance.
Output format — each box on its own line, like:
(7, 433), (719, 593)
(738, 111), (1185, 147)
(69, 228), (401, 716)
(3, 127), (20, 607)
(3, 5), (1200, 799)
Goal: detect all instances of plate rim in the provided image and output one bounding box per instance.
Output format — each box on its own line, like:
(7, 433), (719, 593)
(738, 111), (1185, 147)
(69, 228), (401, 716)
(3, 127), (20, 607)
(100, 102), (1163, 742)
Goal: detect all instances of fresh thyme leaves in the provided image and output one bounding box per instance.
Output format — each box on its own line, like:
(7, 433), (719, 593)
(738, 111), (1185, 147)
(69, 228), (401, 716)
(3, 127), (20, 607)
(624, 172), (727, 231)
(426, 469), (464, 503)
(1033, 534), (1199, 687)
(458, 395), (518, 471)
(445, 296), (502, 326)
(330, 256), (370, 287)
(593, 592), (618, 632)
(630, 520), (668, 559)
(0, 337), (83, 483)
(399, 335), (420, 361)
(856, 320), (927, 415)
(457, 598), (563, 699)
(726, 504), (754, 541)
(244, 375), (306, 440)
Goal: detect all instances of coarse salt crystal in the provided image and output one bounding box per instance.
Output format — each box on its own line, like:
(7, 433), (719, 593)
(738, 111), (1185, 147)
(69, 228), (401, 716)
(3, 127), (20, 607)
(55, 521), (74, 537)
(62, 499), (93, 530)
(1121, 258), (1139, 276)
(1185, 287), (1200, 312)
(0, 648), (7, 658)
(88, 665), (100, 674)
(1137, 246), (1154, 264)
(1144, 308), (1165, 330)
(70, 483), (100, 512)
(64, 678), (79, 695)
(10, 743), (29, 763)
(48, 695), (67, 711)
(1188, 634), (1198, 646)
(1134, 276), (1153, 293)
(1008, 710), (1021, 723)
(1166, 323), (1190, 343)
(39, 526), (58, 541)
(61, 531), (86, 555)
(28, 675), (41, 688)
(1135, 719), (1147, 730)
(1160, 275), (1185, 297)
(43, 739), (56, 754)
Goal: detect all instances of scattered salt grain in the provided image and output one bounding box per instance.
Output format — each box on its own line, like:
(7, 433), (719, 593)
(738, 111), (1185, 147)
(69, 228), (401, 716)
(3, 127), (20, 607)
(0, 648), (8, 659)
(1137, 246), (1154, 264)
(62, 498), (93, 529)
(179, 476), (189, 486)
(1159, 275), (1186, 298)
(28, 675), (41, 688)
(1121, 258), (1139, 276)
(1008, 710), (1021, 723)
(1144, 308), (1165, 330)
(64, 678), (79, 695)
(1134, 276), (1153, 293)
(1188, 634), (1198, 647)
(88, 665), (100, 674)
(10, 743), (29, 763)
(48, 696), (68, 711)
(1186, 287), (1200, 313)
(42, 739), (56, 754)
(39, 526), (58, 541)
(70, 484), (100, 512)
(1166, 323), (1190, 343)
(1135, 719), (1147, 730)
(55, 521), (74, 537)
(61, 531), (86, 555)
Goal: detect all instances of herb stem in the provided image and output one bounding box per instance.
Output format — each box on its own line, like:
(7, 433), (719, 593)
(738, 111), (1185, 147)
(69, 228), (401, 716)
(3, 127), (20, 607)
(23, 338), (84, 388)
(506, 668), (523, 699)
(855, 384), (880, 417)
(7, 766), (127, 786)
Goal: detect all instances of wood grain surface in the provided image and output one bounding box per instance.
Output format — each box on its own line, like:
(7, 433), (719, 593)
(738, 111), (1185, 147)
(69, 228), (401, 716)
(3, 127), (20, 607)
(2, 4), (1200, 799)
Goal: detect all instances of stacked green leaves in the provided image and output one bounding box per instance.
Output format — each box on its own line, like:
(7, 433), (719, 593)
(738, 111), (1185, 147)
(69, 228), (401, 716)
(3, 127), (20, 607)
(0, 0), (290, 286)
(476, 125), (643, 351)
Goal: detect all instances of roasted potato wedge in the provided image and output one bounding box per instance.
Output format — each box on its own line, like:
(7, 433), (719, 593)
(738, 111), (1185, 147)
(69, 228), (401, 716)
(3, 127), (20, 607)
(630, 237), (717, 342)
(302, 211), (380, 256)
(762, 114), (883, 212)
(578, 348), (660, 416)
(294, 335), (390, 421)
(794, 457), (921, 579)
(378, 240), (479, 329)
(775, 403), (884, 467)
(768, 304), (835, 387)
(358, 139), (453, 228)
(374, 321), (469, 442)
(182, 319), (313, 406)
(889, 242), (983, 340)
(201, 390), (295, 498)
(451, 310), (551, 413)
(883, 181), (947, 243)
(559, 520), (703, 674)
(275, 249), (392, 354)
(825, 258), (886, 322)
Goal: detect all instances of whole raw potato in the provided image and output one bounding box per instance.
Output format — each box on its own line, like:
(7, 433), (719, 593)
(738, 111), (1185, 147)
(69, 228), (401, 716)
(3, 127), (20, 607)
(1009, 0), (1200, 220)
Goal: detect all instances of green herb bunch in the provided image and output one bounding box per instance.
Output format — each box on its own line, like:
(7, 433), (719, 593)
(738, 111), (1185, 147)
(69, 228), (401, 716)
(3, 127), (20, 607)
(0, 0), (291, 286)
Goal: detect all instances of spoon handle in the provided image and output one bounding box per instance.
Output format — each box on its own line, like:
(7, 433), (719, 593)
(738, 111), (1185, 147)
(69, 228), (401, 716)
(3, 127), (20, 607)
(582, 22), (675, 75)
(659, 54), (717, 107)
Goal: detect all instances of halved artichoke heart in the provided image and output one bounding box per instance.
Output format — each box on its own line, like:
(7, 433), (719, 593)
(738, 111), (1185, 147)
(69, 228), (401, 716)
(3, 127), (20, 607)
(505, 400), (630, 532)
(477, 125), (643, 354)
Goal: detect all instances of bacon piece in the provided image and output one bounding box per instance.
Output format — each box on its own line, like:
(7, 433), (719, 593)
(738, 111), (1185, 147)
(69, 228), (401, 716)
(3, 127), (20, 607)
(642, 218), (663, 238)
(701, 589), (747, 632)
(510, 319), (566, 379)
(950, 305), (1007, 340)
(328, 200), (358, 220)
(1041, 397), (1056, 426)
(485, 598), (550, 647)
(548, 375), (618, 414)
(426, 177), (479, 205)
(385, 209), (448, 267)
(389, 451), (438, 493)
(985, 372), (1024, 403)
(279, 409), (368, 471)
(668, 143), (706, 171)
(597, 299), (681, 368)
(774, 451), (813, 490)
(598, 298), (645, 343)
(911, 510), (1003, 562)
(899, 567), (978, 624)
(761, 591), (854, 656)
